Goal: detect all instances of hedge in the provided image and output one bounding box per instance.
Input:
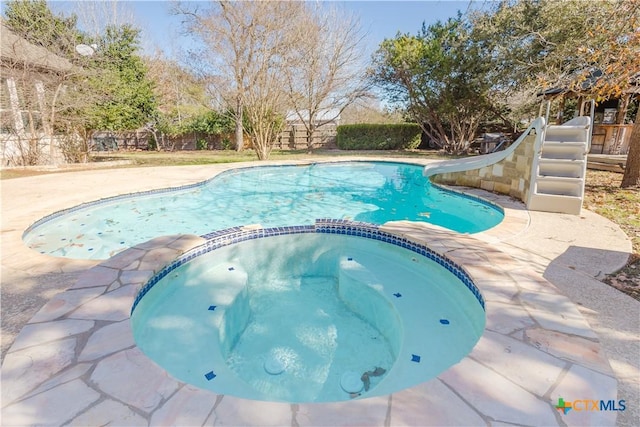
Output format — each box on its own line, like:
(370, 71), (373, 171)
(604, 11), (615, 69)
(336, 123), (422, 150)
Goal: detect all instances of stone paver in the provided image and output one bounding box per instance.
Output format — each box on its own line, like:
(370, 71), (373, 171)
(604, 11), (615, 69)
(1, 160), (635, 426)
(70, 285), (139, 321)
(22, 363), (92, 401)
(2, 379), (101, 427)
(519, 291), (599, 339)
(524, 328), (613, 375)
(470, 330), (567, 396)
(439, 357), (559, 426)
(296, 396), (389, 426)
(389, 379), (487, 426)
(78, 319), (134, 362)
(550, 364), (619, 427)
(72, 265), (120, 289)
(91, 348), (180, 412)
(1, 338), (77, 406)
(69, 399), (148, 427)
(214, 398), (294, 426)
(9, 319), (93, 352)
(28, 287), (106, 323)
(484, 301), (537, 334)
(150, 385), (217, 426)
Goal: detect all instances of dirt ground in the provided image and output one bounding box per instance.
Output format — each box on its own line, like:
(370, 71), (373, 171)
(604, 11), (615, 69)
(583, 170), (640, 301)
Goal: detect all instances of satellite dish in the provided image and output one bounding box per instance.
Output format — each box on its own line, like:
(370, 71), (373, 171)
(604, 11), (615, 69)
(75, 44), (95, 57)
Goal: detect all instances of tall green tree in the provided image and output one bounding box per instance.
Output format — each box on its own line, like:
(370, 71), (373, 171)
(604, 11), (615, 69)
(3, 1), (157, 162)
(371, 17), (499, 153)
(84, 24), (157, 132)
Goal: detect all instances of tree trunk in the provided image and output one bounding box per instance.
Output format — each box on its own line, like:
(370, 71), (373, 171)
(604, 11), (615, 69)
(306, 124), (315, 153)
(621, 115), (640, 188)
(235, 98), (244, 152)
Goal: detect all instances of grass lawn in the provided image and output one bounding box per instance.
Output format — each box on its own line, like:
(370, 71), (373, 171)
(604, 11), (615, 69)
(0, 149), (450, 179)
(2, 149), (637, 299)
(92, 148), (456, 168)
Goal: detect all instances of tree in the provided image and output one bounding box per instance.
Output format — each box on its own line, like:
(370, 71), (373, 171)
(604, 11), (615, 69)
(3, 0), (81, 58)
(144, 53), (212, 150)
(568, 2), (640, 189)
(178, 1), (307, 159)
(3, 1), (87, 164)
(340, 98), (405, 125)
(84, 24), (156, 132)
(371, 17), (498, 153)
(470, 0), (640, 187)
(284, 4), (369, 152)
(3, 1), (157, 163)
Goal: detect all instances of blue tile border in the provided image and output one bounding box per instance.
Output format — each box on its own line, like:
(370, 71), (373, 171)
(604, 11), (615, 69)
(131, 219), (485, 315)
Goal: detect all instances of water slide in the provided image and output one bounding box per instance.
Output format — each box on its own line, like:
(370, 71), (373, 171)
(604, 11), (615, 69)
(423, 116), (592, 215)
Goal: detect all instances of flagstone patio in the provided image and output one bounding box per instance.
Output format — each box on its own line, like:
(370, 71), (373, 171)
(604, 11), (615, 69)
(1, 160), (637, 426)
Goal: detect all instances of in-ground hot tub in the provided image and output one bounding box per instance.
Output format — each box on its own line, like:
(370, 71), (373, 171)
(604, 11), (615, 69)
(131, 221), (486, 403)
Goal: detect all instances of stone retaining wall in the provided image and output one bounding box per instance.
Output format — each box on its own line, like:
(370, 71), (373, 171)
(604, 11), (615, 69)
(432, 134), (535, 203)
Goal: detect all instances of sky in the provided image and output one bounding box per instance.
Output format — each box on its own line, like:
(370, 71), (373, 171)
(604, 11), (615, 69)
(46, 1), (483, 60)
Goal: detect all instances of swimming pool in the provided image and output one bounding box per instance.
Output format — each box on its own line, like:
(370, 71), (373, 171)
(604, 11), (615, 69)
(23, 162), (503, 260)
(130, 221), (486, 403)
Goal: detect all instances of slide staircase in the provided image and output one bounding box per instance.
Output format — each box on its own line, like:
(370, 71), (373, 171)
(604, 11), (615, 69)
(527, 116), (591, 215)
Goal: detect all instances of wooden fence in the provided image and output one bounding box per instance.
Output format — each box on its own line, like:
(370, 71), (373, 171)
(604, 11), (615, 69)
(93, 123), (338, 152)
(274, 123), (338, 150)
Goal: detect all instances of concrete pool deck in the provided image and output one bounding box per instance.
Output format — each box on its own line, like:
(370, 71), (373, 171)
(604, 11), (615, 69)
(1, 159), (638, 426)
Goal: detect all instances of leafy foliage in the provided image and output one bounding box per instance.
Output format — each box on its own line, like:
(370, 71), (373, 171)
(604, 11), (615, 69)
(371, 17), (498, 153)
(336, 124), (421, 150)
(469, 0), (639, 187)
(144, 56), (210, 139)
(4, 1), (158, 147)
(468, 0), (637, 96)
(3, 0), (82, 58)
(84, 24), (157, 132)
(187, 110), (234, 135)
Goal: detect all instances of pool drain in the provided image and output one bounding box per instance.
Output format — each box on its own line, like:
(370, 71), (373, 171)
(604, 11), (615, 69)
(340, 371), (363, 393)
(264, 356), (285, 375)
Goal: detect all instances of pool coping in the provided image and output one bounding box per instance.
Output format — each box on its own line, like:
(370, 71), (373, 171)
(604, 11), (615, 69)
(2, 158), (637, 425)
(2, 221), (619, 425)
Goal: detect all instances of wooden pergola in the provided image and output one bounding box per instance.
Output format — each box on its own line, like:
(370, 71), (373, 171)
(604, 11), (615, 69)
(541, 71), (639, 155)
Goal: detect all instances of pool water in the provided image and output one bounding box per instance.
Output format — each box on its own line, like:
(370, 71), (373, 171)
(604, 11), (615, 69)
(224, 276), (397, 402)
(131, 229), (485, 403)
(24, 162), (503, 260)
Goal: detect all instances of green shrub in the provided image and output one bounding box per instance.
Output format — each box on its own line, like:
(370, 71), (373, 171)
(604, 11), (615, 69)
(147, 135), (157, 151)
(336, 123), (422, 150)
(196, 138), (208, 150)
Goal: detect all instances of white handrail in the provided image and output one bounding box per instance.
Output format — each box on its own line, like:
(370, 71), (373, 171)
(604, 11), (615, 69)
(423, 117), (547, 177)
